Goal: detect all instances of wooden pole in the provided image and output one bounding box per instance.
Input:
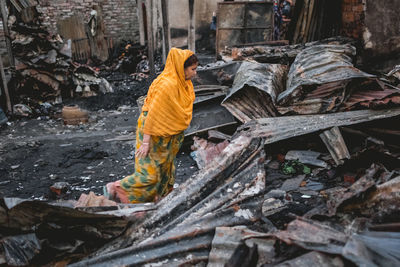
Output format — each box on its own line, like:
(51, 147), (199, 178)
(0, 0), (14, 68)
(145, 0), (155, 76)
(137, 0), (145, 46)
(0, 54), (12, 113)
(161, 0), (170, 63)
(188, 0), (195, 53)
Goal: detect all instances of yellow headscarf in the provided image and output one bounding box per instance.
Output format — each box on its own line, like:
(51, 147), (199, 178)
(142, 48), (195, 136)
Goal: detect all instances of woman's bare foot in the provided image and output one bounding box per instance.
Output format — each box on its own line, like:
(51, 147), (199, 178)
(104, 182), (116, 199)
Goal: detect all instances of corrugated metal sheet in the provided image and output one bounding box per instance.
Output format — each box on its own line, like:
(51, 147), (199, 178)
(71, 137), (266, 266)
(235, 108), (400, 143)
(277, 80), (348, 115)
(207, 226), (274, 267)
(277, 44), (375, 106)
(274, 251), (344, 267)
(194, 85), (229, 104)
(342, 87), (400, 110)
(9, 0), (38, 12)
(193, 61), (242, 86)
(221, 36), (354, 63)
(222, 62), (288, 122)
(0, 198), (130, 266)
(186, 85), (234, 136)
(216, 1), (273, 55)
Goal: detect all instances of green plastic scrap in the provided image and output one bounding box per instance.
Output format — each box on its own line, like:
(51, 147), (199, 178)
(282, 159), (311, 175)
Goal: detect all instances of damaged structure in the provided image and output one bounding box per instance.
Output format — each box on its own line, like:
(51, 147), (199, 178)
(1, 0), (400, 266)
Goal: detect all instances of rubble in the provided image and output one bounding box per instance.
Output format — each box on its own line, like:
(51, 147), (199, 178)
(220, 37), (354, 63)
(10, 6), (113, 111)
(320, 126), (350, 166)
(1, 1), (400, 266)
(0, 197), (130, 266)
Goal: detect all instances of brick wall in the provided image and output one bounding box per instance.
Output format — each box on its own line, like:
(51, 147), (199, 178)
(36, 0), (140, 45)
(341, 0), (366, 39)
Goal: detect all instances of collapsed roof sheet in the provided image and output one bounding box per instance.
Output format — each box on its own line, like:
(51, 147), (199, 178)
(342, 86), (400, 110)
(236, 108), (400, 143)
(222, 62), (288, 122)
(277, 44), (375, 106)
(72, 136), (266, 266)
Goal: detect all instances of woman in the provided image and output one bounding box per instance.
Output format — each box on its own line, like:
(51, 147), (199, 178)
(104, 48), (198, 203)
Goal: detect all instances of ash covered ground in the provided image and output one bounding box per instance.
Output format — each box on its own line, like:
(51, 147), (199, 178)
(0, 73), (198, 200)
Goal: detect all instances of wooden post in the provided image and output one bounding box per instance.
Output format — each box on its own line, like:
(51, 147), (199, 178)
(161, 0), (170, 63)
(145, 0), (155, 76)
(0, 54), (12, 113)
(0, 0), (14, 68)
(188, 0), (195, 53)
(137, 0), (145, 46)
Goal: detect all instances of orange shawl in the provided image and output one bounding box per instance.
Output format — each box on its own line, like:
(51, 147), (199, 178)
(142, 48), (195, 136)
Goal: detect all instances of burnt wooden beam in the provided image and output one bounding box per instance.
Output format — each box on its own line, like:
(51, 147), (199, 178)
(161, 0), (170, 63)
(137, 0), (145, 46)
(188, 0), (195, 53)
(0, 0), (15, 67)
(145, 0), (155, 76)
(0, 53), (11, 113)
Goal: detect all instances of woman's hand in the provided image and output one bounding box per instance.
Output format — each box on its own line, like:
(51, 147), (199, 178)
(135, 133), (151, 158)
(135, 142), (150, 158)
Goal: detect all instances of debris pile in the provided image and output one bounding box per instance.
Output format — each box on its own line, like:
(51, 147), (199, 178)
(108, 42), (151, 81)
(220, 42), (400, 123)
(69, 107), (400, 266)
(1, 3), (400, 264)
(61, 39), (400, 266)
(277, 44), (400, 115)
(10, 6), (112, 112)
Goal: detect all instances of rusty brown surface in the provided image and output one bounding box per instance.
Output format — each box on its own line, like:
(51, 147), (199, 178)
(222, 62), (288, 122)
(342, 87), (400, 110)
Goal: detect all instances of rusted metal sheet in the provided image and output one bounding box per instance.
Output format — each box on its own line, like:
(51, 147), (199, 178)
(0, 198), (130, 266)
(72, 197), (264, 267)
(340, 175), (400, 218)
(216, 1), (273, 55)
(222, 62), (288, 122)
(1, 233), (41, 266)
(194, 61), (242, 86)
(221, 36), (354, 63)
(207, 226), (274, 267)
(71, 137), (266, 266)
(272, 217), (347, 255)
(320, 126), (350, 166)
(325, 163), (378, 216)
(9, 0), (38, 12)
(194, 85), (229, 104)
(236, 108), (400, 144)
(271, 217), (400, 266)
(342, 231), (400, 267)
(342, 86), (400, 110)
(186, 95), (237, 136)
(277, 44), (375, 106)
(278, 80), (352, 115)
(274, 251), (344, 267)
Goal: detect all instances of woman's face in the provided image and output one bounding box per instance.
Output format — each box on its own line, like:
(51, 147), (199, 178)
(184, 63), (198, 80)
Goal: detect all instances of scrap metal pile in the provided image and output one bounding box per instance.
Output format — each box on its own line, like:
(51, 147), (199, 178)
(1, 38), (400, 266)
(10, 7), (112, 115)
